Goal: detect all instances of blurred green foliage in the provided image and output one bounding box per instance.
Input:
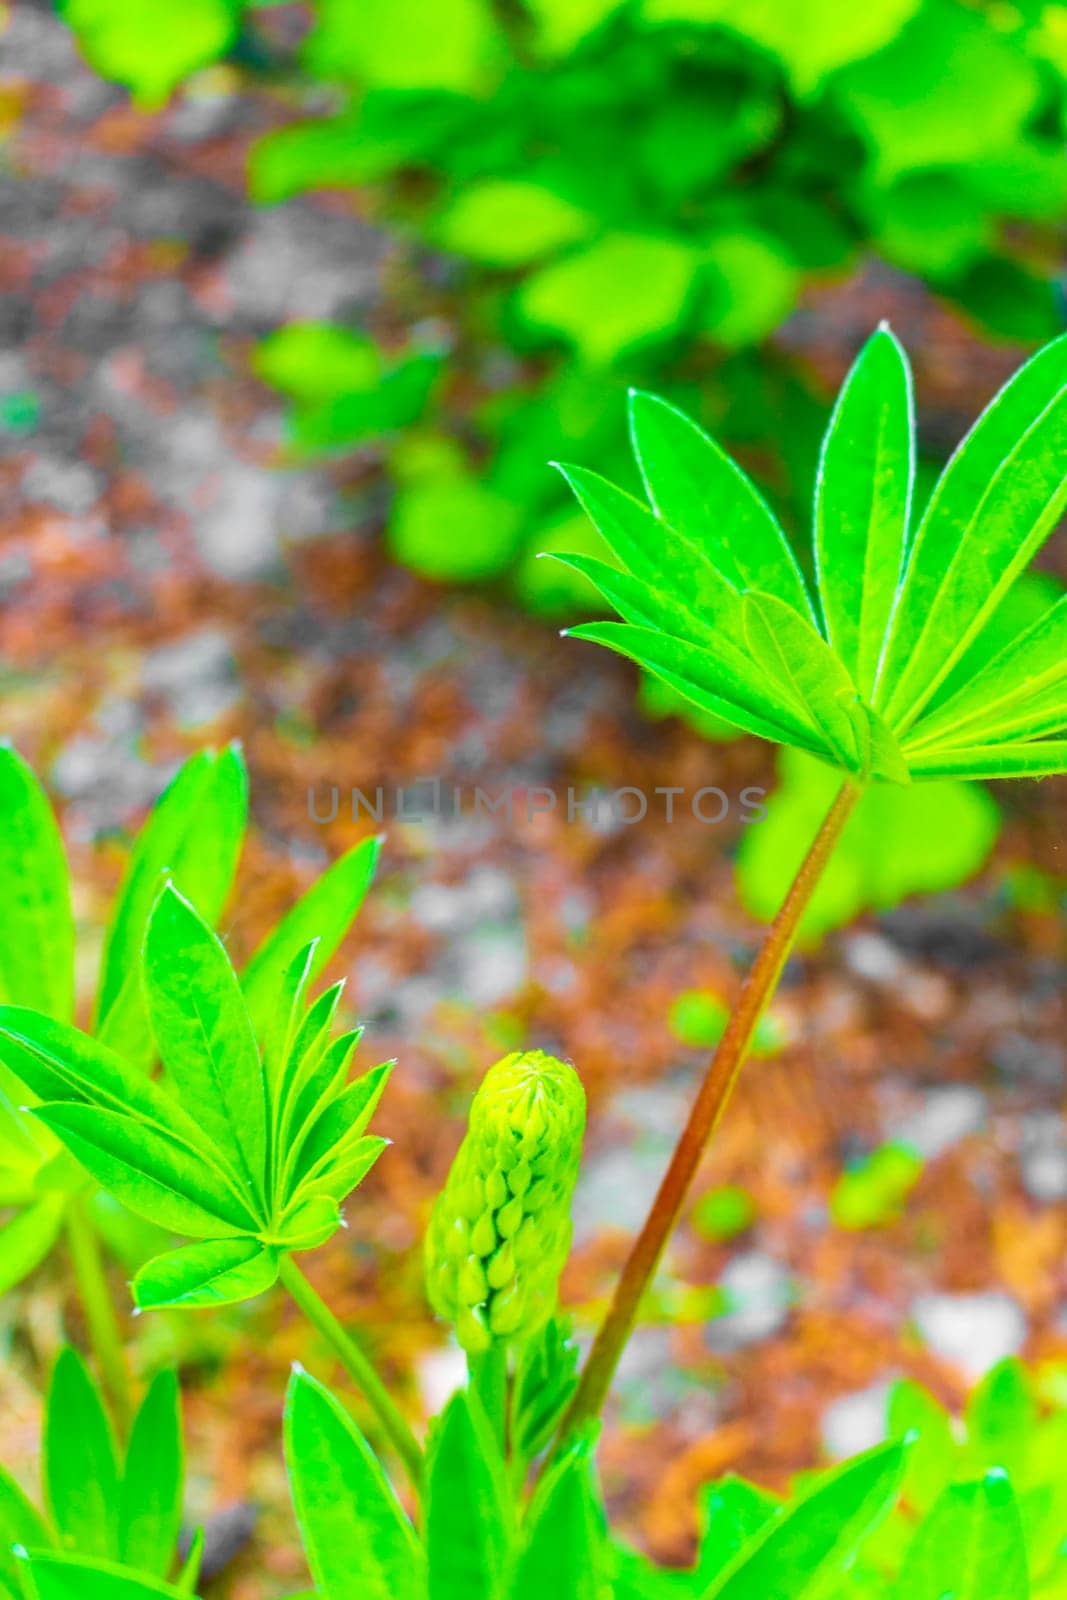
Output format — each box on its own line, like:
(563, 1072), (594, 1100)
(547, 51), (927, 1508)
(238, 0), (1067, 602)
(736, 746), (1002, 943)
(63, 0), (1064, 603)
(830, 1141), (924, 1230)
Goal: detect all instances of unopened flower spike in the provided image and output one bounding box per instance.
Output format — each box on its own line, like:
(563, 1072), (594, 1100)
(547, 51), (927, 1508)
(426, 1050), (586, 1354)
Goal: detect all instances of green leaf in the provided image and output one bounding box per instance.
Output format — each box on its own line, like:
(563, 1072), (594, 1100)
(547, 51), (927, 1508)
(45, 1348), (120, 1561)
(273, 1194), (341, 1251)
(512, 1448), (605, 1600)
(565, 620), (826, 754)
(34, 1104), (257, 1238)
(60, 0), (238, 106)
(0, 744), (74, 1022)
(295, 1135), (387, 1208)
(694, 1478), (780, 1588)
(0, 1008), (218, 1157)
(736, 749), (1000, 943)
(119, 1372), (183, 1577)
(964, 1360), (1037, 1480)
(702, 232), (799, 348)
(242, 836), (380, 1038)
(906, 593), (1067, 752)
(0, 1465), (51, 1597)
(0, 1195), (66, 1297)
(435, 181), (595, 267)
(511, 1318), (580, 1470)
(306, 0), (503, 92)
(888, 1380), (956, 1515)
(741, 593), (861, 770)
(627, 390), (813, 620)
(699, 1438), (906, 1598)
(253, 323), (382, 402)
(388, 471), (524, 582)
(426, 1392), (513, 1600)
(524, 0), (624, 53)
(133, 1237), (279, 1310)
(95, 747), (247, 1046)
(16, 1552), (192, 1600)
(641, 0), (922, 94)
(143, 884), (267, 1202)
(906, 740), (1067, 780)
(830, 1142), (923, 1230)
(878, 335), (1067, 730)
(517, 235), (701, 366)
(257, 941), (319, 1098)
(835, 1), (1039, 181)
(284, 1368), (423, 1600)
(813, 326), (913, 699)
(291, 1062), (392, 1184)
(896, 1471), (1029, 1599)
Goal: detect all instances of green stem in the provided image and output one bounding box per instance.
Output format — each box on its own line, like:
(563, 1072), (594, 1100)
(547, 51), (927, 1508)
(551, 778), (860, 1455)
(279, 1254), (423, 1494)
(65, 1198), (135, 1438)
(469, 1345), (508, 1456)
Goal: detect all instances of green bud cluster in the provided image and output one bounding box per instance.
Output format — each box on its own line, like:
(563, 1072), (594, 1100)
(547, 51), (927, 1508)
(426, 1050), (586, 1354)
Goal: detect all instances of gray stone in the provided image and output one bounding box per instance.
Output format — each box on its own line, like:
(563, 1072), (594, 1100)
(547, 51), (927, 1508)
(911, 1291), (1026, 1379)
(706, 1252), (796, 1352)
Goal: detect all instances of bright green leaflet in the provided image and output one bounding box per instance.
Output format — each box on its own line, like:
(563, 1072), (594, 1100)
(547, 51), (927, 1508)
(814, 325), (912, 699)
(426, 1392), (514, 1600)
(285, 1369), (423, 1600)
(44, 1349), (120, 1562)
(0, 745), (75, 1022)
(895, 1471), (1030, 1600)
(118, 1372), (184, 1578)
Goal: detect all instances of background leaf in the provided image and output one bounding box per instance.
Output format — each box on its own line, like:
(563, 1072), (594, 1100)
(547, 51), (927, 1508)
(44, 1348), (120, 1561)
(284, 1369), (423, 1600)
(118, 1371), (184, 1577)
(0, 744), (74, 1023)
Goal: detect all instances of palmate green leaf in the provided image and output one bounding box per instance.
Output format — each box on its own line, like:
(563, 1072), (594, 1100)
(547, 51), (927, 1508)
(896, 1471), (1029, 1600)
(814, 326), (913, 699)
(16, 1552), (191, 1600)
(144, 884), (268, 1201)
(512, 1446), (606, 1600)
(627, 389), (814, 622)
(242, 835), (381, 1039)
(742, 593), (861, 771)
(290, 1062), (392, 1185)
(0, 744), (74, 1023)
(551, 551), (819, 748)
(426, 1392), (513, 1600)
(0, 1195), (66, 1297)
(45, 1348), (120, 1561)
(906, 741), (1067, 780)
(0, 1008), (216, 1160)
(94, 746), (247, 1068)
(133, 1237), (279, 1311)
(877, 335), (1067, 731)
(34, 1103), (257, 1239)
(905, 593), (1067, 752)
(565, 622), (828, 756)
(284, 1369), (423, 1600)
(119, 1372), (184, 1578)
(699, 1439), (907, 1599)
(293, 1135), (388, 1209)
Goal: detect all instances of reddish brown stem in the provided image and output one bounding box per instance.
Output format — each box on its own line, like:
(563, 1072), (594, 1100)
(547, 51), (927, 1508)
(554, 777), (860, 1448)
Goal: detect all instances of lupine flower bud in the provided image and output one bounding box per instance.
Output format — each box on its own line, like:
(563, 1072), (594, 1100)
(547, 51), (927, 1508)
(426, 1050), (586, 1354)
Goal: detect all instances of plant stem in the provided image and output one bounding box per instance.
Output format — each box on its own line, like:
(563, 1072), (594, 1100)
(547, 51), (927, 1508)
(469, 1345), (508, 1456)
(554, 777), (859, 1449)
(65, 1198), (135, 1438)
(278, 1254), (423, 1494)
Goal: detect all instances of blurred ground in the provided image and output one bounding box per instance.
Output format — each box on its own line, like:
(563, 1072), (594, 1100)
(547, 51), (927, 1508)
(1, 5), (1066, 1594)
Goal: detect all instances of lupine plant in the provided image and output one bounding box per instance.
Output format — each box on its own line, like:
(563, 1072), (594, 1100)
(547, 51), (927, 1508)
(0, 741), (381, 1437)
(2, 327), (1067, 1596)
